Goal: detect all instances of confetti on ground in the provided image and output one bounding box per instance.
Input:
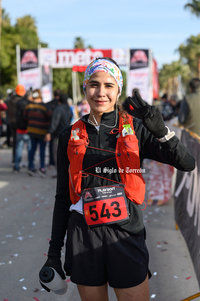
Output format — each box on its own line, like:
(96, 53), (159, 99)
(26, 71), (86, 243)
(66, 279), (71, 282)
(19, 278), (25, 282)
(153, 272), (157, 276)
(33, 298), (40, 301)
(186, 276), (191, 280)
(22, 286), (27, 290)
(11, 254), (18, 257)
(174, 276), (178, 278)
(33, 288), (39, 292)
(151, 294), (156, 298)
(8, 261), (12, 264)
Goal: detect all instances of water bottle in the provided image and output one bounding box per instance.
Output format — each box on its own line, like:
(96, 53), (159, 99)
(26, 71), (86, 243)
(39, 266), (68, 295)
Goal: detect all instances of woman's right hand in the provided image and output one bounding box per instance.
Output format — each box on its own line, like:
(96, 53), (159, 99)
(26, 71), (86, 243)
(39, 256), (66, 292)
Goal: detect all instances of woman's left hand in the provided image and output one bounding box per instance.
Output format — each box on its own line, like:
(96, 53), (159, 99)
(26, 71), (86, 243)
(128, 91), (168, 138)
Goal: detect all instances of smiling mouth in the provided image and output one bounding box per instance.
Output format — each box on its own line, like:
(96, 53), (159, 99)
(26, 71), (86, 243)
(94, 100), (108, 104)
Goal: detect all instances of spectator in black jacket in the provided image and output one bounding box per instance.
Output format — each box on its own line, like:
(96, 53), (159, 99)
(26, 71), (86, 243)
(13, 90), (33, 172)
(47, 89), (62, 167)
(45, 93), (72, 177)
(7, 84), (26, 162)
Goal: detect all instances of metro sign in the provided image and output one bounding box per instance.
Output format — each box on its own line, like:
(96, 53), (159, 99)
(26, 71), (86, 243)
(56, 49), (112, 68)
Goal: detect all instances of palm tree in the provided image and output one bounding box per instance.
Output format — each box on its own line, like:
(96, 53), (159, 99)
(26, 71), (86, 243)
(74, 37), (85, 49)
(184, 0), (200, 17)
(2, 8), (11, 26)
(15, 15), (37, 33)
(159, 61), (190, 96)
(177, 34), (200, 78)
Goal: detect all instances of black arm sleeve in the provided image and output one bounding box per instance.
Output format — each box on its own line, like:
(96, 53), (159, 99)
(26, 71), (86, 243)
(134, 119), (195, 171)
(48, 127), (72, 257)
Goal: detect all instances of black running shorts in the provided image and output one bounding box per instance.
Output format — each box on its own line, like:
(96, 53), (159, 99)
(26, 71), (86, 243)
(64, 210), (149, 288)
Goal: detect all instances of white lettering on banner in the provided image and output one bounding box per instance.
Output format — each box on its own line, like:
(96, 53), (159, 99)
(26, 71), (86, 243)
(130, 73), (148, 77)
(21, 73), (39, 78)
(57, 49), (104, 67)
(174, 166), (200, 235)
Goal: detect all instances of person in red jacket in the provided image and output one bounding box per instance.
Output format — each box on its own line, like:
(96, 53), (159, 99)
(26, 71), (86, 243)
(40, 58), (195, 301)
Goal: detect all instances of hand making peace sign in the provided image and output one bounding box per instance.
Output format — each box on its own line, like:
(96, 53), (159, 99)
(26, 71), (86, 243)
(128, 91), (168, 139)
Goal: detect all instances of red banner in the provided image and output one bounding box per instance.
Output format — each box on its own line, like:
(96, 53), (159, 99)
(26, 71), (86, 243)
(152, 59), (159, 99)
(55, 49), (112, 68)
(72, 65), (87, 72)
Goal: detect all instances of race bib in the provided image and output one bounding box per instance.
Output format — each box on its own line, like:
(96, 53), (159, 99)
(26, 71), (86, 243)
(82, 185), (129, 227)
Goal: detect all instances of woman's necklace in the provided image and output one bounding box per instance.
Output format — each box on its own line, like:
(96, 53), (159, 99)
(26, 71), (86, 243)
(88, 107), (118, 129)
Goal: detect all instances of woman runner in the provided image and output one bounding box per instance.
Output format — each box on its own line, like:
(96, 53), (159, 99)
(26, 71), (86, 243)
(40, 57), (195, 301)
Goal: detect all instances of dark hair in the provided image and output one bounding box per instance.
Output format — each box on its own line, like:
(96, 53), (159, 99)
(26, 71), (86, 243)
(161, 93), (168, 99)
(95, 57), (120, 69)
(59, 93), (69, 104)
(189, 78), (200, 91)
(54, 89), (61, 98)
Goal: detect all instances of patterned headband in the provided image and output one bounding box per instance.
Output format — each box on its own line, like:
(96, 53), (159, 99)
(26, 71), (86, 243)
(83, 58), (123, 96)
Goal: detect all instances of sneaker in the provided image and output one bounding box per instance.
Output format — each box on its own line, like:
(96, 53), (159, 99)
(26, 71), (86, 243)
(37, 168), (46, 178)
(28, 169), (37, 176)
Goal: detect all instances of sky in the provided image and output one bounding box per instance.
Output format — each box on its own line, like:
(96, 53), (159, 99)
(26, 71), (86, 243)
(2, 0), (200, 69)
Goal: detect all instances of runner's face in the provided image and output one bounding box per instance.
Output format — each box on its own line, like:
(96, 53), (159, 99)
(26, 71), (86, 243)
(85, 72), (119, 116)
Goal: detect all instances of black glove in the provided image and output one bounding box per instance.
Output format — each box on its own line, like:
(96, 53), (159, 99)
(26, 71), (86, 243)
(39, 256), (66, 292)
(128, 91), (168, 138)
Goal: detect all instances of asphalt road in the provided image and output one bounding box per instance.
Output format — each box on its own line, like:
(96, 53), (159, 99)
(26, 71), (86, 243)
(0, 144), (199, 301)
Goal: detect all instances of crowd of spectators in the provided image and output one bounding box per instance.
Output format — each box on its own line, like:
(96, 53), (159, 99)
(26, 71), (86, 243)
(0, 86), (86, 177)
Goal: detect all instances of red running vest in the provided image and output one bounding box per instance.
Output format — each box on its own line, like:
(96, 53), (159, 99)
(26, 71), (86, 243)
(67, 113), (145, 205)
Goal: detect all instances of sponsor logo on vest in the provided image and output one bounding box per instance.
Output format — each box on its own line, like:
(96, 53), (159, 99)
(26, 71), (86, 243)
(97, 187), (116, 193)
(84, 191), (93, 199)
